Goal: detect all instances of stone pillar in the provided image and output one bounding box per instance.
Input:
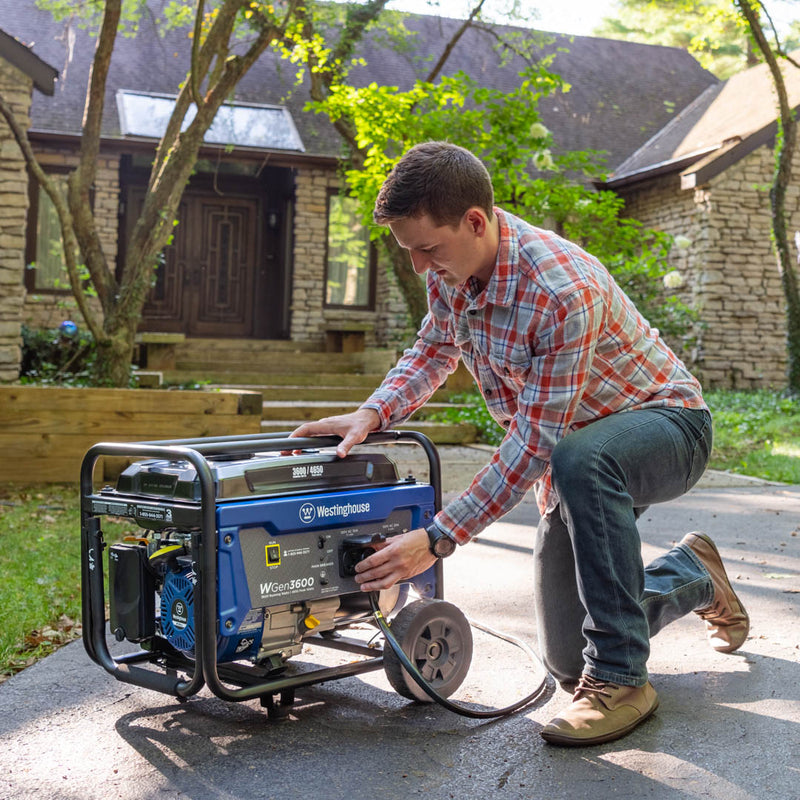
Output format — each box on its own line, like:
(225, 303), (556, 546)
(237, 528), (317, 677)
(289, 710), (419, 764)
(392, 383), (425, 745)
(0, 59), (33, 382)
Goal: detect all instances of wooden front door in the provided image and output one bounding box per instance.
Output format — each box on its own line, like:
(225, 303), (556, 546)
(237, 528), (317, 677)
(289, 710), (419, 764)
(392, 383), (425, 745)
(139, 192), (258, 338)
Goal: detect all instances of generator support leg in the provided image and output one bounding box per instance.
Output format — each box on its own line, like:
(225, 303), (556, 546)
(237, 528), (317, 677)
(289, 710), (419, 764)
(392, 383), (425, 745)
(260, 689), (295, 720)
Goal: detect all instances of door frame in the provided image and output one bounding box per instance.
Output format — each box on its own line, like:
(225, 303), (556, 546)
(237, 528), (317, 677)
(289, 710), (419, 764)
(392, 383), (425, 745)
(118, 156), (294, 340)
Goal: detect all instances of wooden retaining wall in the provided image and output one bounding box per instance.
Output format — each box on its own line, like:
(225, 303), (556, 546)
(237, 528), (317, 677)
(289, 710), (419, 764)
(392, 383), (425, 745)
(0, 386), (263, 484)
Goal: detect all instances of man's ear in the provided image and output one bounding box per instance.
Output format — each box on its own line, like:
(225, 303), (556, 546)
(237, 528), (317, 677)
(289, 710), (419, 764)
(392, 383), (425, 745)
(464, 207), (489, 237)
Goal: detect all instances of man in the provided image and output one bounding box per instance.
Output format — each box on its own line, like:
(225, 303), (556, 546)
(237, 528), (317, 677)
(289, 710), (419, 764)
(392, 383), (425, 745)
(292, 142), (749, 746)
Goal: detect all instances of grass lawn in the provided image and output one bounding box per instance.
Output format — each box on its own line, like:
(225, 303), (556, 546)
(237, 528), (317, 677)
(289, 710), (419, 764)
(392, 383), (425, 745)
(0, 485), (132, 682)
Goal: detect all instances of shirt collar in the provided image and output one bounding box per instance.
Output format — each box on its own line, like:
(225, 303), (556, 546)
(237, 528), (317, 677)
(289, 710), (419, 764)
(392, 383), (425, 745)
(464, 207), (518, 308)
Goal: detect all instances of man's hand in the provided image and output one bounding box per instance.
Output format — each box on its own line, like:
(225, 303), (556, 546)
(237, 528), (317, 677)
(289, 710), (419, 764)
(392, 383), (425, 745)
(290, 408), (381, 458)
(354, 528), (438, 592)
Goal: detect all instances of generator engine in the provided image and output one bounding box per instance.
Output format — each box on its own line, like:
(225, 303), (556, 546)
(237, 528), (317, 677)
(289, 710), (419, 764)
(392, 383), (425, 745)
(102, 449), (437, 672)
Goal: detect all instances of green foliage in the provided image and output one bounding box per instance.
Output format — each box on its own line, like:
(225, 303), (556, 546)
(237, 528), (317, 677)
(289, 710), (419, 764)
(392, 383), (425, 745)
(595, 0), (751, 78)
(596, 0), (800, 78)
(431, 391), (505, 447)
(36, 0), (149, 36)
(310, 59), (694, 342)
(705, 389), (800, 483)
(312, 63), (566, 233)
(20, 325), (137, 387)
(20, 325), (101, 386)
(0, 485), (132, 680)
(434, 388), (800, 484)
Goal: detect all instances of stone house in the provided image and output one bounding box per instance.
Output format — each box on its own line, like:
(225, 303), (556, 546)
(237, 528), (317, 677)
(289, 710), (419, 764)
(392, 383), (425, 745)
(605, 57), (800, 389)
(0, 2), (722, 381)
(0, 29), (57, 381)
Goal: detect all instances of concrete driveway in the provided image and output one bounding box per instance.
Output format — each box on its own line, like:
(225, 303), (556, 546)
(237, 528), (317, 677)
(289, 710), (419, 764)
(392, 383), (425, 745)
(1, 454), (798, 800)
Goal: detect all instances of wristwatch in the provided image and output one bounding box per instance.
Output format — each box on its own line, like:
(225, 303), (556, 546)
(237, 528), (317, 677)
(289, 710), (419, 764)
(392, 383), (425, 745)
(426, 525), (457, 558)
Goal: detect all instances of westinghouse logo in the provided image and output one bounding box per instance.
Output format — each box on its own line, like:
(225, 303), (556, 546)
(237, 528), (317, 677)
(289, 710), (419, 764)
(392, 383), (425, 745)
(298, 501), (371, 524)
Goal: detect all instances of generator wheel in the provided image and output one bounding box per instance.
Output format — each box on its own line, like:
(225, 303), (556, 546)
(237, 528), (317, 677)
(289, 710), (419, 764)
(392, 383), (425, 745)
(383, 598), (473, 703)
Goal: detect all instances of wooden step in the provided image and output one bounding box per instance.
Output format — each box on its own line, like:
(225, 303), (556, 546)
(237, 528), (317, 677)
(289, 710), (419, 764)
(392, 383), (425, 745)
(174, 343), (396, 369)
(259, 400), (467, 422)
(211, 383), (455, 403)
(260, 418), (478, 445)
(163, 371), (390, 387)
(174, 337), (320, 355)
(175, 354), (392, 373)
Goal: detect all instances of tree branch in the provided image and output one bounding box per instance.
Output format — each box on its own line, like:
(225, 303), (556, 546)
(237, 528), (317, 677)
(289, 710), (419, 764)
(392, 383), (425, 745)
(69, 0), (122, 310)
(425, 0), (487, 83)
(122, 9), (282, 320)
(191, 0), (205, 107)
(150, 0), (240, 191)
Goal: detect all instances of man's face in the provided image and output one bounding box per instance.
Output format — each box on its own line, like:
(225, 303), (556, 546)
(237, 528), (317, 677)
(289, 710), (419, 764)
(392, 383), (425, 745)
(388, 210), (495, 288)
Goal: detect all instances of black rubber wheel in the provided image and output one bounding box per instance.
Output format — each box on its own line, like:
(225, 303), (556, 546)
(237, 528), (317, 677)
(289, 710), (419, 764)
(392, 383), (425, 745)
(383, 598), (473, 703)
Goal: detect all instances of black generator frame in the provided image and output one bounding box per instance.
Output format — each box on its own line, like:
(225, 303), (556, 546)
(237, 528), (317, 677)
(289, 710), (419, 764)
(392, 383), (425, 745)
(80, 430), (443, 710)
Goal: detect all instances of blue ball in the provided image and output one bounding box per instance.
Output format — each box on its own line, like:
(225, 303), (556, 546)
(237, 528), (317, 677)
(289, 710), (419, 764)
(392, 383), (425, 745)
(59, 320), (78, 338)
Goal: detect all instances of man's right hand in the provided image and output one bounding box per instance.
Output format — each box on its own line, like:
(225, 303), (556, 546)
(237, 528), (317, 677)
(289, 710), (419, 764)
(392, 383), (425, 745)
(290, 408), (381, 458)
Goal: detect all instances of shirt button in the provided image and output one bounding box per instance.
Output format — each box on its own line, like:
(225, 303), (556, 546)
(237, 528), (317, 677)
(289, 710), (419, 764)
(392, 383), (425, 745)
(468, 309), (477, 315)
(485, 388), (493, 396)
(502, 420), (510, 427)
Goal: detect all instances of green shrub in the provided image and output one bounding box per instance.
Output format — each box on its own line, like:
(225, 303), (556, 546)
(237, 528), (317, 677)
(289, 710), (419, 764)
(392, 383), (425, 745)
(705, 389), (800, 483)
(20, 324), (98, 386)
(434, 388), (800, 484)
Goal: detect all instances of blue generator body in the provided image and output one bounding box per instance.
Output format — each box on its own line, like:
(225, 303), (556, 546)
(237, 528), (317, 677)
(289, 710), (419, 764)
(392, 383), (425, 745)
(81, 432), (444, 712)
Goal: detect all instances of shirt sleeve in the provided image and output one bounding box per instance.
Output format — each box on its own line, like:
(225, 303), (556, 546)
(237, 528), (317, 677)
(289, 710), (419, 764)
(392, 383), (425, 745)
(361, 277), (461, 428)
(436, 284), (606, 544)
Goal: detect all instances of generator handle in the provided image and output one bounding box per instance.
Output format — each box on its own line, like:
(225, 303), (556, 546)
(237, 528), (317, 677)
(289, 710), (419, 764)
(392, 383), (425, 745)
(80, 441), (216, 698)
(135, 430), (443, 523)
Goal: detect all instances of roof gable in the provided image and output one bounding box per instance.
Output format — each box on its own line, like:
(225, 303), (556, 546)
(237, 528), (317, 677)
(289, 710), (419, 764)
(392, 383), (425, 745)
(607, 52), (800, 188)
(0, 27), (57, 94)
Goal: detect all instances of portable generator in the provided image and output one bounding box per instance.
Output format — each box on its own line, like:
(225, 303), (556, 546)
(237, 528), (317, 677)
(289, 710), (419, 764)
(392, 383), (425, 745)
(80, 431), (478, 717)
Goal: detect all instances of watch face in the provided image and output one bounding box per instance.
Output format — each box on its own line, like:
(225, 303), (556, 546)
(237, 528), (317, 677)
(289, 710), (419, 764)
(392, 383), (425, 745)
(434, 535), (456, 557)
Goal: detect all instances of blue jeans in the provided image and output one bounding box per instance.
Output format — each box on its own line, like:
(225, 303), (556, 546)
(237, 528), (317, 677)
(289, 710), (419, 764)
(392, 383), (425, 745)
(533, 406), (714, 687)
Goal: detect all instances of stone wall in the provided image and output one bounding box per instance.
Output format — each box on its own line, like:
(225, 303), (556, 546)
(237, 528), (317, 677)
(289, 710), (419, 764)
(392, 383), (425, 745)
(291, 166), (412, 351)
(620, 146), (790, 390)
(21, 143), (118, 330)
(0, 59), (32, 382)
(698, 147), (787, 388)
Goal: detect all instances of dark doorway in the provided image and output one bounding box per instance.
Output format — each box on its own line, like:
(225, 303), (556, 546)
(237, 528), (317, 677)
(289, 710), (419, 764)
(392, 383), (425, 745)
(121, 160), (293, 339)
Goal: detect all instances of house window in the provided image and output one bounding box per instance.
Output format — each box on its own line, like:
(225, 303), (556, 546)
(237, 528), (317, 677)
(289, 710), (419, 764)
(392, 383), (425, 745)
(26, 173), (69, 292)
(325, 193), (375, 308)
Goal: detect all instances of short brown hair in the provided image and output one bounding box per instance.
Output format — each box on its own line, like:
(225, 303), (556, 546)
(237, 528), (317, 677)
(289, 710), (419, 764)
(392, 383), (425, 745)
(373, 142), (494, 227)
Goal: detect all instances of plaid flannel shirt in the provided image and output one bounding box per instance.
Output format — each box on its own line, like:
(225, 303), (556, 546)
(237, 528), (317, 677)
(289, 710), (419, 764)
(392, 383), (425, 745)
(362, 208), (706, 544)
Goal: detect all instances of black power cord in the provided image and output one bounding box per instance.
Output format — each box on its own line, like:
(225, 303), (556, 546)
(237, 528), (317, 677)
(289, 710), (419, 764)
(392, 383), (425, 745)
(370, 593), (549, 719)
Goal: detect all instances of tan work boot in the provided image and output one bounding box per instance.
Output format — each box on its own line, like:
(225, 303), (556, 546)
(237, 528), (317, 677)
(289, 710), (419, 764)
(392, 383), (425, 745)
(540, 675), (659, 747)
(681, 531), (750, 653)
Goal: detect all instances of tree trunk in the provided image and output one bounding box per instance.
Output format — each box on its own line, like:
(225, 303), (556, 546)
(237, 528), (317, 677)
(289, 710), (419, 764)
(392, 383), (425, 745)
(737, 0), (800, 393)
(94, 325), (137, 387)
(69, 0), (284, 386)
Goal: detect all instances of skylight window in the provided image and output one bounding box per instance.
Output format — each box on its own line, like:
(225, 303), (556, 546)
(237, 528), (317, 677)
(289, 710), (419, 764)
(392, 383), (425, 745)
(116, 91), (304, 152)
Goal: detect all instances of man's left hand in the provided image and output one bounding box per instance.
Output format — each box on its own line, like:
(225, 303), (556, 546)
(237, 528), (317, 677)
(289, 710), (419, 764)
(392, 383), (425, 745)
(354, 528), (438, 591)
